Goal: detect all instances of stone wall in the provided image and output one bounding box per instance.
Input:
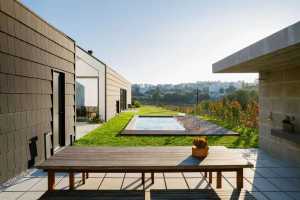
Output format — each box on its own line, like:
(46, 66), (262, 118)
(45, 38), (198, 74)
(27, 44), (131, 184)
(259, 67), (300, 164)
(0, 0), (75, 183)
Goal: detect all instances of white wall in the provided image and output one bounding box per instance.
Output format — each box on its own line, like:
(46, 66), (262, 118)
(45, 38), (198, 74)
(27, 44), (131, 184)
(75, 46), (106, 120)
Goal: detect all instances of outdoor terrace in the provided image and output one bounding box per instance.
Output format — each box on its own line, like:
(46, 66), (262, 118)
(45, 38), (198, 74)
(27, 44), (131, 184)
(1, 148), (300, 200)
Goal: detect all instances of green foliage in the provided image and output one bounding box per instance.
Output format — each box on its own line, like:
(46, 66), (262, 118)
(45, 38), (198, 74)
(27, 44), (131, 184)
(132, 100), (141, 108)
(76, 105), (258, 148)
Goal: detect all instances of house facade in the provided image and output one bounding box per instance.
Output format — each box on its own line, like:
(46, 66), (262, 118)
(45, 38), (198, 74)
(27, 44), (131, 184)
(213, 21), (300, 164)
(75, 46), (132, 122)
(0, 0), (131, 184)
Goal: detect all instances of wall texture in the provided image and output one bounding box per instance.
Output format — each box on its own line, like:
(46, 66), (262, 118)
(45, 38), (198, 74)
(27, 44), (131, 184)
(0, 0), (75, 183)
(259, 67), (300, 164)
(106, 66), (131, 120)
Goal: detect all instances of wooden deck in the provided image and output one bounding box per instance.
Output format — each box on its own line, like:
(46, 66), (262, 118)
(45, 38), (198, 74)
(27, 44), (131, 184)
(37, 146), (253, 191)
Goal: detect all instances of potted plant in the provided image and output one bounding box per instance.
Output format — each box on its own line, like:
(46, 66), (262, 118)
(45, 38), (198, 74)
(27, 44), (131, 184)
(192, 136), (209, 159)
(282, 115), (295, 133)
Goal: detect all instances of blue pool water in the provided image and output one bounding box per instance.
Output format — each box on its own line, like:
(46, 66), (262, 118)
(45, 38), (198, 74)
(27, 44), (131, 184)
(132, 117), (185, 130)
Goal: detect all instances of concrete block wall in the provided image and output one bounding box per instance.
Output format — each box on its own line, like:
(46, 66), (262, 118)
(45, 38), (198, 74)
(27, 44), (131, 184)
(259, 67), (300, 164)
(106, 66), (131, 120)
(0, 0), (75, 183)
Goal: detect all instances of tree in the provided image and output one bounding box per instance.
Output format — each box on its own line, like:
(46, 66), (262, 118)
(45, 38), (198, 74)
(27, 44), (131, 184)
(152, 86), (161, 105)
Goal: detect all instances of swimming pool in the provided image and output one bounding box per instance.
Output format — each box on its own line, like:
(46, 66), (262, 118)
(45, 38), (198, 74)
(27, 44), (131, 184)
(132, 116), (185, 130)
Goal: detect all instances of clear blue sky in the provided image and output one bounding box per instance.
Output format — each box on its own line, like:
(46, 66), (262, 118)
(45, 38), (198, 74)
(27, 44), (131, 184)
(21, 0), (300, 84)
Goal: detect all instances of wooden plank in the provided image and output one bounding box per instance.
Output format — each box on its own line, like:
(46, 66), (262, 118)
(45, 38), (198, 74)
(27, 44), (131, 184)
(237, 169), (244, 189)
(81, 172), (85, 184)
(39, 190), (145, 200)
(69, 172), (74, 190)
(48, 171), (55, 191)
(216, 171), (222, 188)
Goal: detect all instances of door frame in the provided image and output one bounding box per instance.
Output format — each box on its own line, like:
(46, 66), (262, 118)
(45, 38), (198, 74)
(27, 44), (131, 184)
(52, 70), (65, 153)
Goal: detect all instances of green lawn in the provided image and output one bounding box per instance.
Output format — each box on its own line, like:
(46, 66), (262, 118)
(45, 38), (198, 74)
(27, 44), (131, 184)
(75, 106), (258, 148)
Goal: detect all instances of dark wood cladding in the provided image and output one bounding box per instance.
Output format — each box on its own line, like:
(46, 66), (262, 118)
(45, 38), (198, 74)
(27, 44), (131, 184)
(0, 0), (75, 183)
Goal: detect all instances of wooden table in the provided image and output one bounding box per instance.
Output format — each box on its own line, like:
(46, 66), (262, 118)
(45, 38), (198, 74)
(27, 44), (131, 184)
(37, 146), (253, 191)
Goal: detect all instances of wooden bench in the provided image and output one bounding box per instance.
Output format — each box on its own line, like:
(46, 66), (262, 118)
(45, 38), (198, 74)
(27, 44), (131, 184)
(37, 146), (253, 191)
(38, 190), (145, 200)
(150, 189), (256, 200)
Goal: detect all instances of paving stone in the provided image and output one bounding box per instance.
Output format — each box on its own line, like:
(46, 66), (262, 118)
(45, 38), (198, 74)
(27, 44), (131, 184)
(99, 177), (123, 190)
(76, 178), (102, 190)
(286, 192), (300, 200)
(225, 177), (258, 191)
(165, 178), (188, 189)
(182, 172), (203, 178)
(254, 167), (280, 178)
(268, 178), (300, 192)
(17, 191), (44, 200)
(185, 177), (210, 189)
(3, 177), (41, 192)
(270, 168), (300, 178)
(145, 178), (166, 190)
(55, 176), (82, 190)
(246, 177), (279, 191)
(29, 177), (63, 191)
(125, 173), (143, 178)
(122, 178), (144, 190)
(105, 173), (125, 178)
(0, 191), (24, 200)
(247, 192), (269, 200)
(87, 173), (106, 178)
(263, 191), (294, 200)
(163, 173), (183, 178)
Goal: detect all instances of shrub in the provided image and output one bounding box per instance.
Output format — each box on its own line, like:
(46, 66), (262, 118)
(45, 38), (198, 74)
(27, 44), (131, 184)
(193, 136), (208, 148)
(132, 100), (141, 108)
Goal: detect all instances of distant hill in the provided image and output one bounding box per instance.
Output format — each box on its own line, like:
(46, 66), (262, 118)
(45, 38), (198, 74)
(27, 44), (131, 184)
(132, 81), (258, 105)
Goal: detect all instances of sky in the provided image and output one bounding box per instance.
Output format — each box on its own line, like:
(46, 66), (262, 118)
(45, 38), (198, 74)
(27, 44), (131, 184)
(21, 0), (300, 84)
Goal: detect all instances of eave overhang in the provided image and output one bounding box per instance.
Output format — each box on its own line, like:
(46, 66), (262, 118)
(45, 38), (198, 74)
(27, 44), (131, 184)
(213, 21), (300, 73)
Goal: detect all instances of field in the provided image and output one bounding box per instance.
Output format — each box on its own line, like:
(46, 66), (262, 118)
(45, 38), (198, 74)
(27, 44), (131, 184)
(75, 106), (258, 148)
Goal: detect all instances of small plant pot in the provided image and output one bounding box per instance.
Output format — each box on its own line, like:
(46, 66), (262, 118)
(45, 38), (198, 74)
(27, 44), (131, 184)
(192, 146), (209, 159)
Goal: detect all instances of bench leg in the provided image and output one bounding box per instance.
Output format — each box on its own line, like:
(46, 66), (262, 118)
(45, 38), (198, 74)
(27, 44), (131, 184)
(216, 171), (222, 188)
(141, 173), (145, 185)
(151, 172), (154, 184)
(69, 172), (75, 190)
(82, 172), (86, 184)
(48, 171), (55, 191)
(209, 172), (212, 184)
(237, 169), (243, 190)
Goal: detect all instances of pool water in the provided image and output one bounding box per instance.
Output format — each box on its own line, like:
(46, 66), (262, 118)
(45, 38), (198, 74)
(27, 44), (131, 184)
(132, 117), (185, 130)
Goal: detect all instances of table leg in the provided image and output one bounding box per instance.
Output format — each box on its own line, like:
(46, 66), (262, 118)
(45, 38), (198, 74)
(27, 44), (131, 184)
(151, 172), (154, 184)
(237, 169), (243, 190)
(141, 173), (145, 185)
(209, 172), (212, 184)
(48, 171), (55, 191)
(86, 172), (89, 179)
(216, 171), (222, 188)
(204, 171), (207, 178)
(69, 172), (75, 190)
(82, 172), (86, 184)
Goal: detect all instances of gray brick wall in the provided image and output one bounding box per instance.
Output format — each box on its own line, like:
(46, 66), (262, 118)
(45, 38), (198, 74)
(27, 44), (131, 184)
(0, 0), (75, 183)
(259, 67), (300, 164)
